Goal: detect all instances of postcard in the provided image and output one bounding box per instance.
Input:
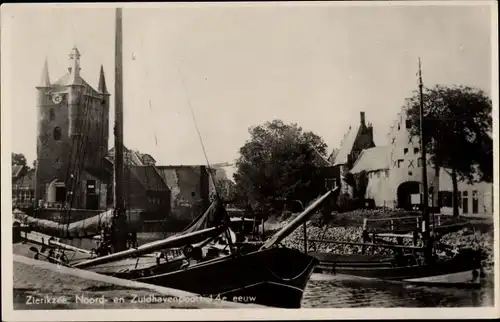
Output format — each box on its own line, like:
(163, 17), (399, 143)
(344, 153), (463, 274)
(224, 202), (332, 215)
(1, 1), (498, 321)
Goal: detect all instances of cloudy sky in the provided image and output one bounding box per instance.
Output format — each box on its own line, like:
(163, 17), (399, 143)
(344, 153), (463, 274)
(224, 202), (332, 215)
(2, 2), (494, 174)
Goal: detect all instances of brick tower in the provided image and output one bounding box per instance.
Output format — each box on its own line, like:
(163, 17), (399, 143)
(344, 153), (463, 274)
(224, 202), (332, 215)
(35, 48), (110, 209)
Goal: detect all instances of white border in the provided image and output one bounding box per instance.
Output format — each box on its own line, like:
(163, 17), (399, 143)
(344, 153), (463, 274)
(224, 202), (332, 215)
(1, 1), (498, 321)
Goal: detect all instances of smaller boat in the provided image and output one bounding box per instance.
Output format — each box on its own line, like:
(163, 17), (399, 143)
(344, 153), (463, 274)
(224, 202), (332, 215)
(310, 246), (486, 289)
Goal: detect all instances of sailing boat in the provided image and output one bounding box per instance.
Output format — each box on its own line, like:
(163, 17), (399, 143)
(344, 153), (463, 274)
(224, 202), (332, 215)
(306, 60), (487, 288)
(13, 7), (334, 308)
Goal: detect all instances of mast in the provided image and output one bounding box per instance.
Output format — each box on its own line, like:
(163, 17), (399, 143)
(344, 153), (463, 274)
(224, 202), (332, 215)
(111, 7), (128, 252)
(418, 58), (431, 256)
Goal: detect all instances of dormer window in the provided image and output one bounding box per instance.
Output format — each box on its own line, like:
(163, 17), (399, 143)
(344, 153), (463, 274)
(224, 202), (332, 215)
(53, 127), (62, 141)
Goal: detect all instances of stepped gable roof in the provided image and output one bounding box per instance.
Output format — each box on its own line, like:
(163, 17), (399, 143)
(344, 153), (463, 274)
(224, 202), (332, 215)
(349, 146), (390, 174)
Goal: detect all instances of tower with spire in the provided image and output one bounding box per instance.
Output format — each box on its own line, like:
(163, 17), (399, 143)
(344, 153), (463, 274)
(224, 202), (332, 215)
(35, 48), (111, 210)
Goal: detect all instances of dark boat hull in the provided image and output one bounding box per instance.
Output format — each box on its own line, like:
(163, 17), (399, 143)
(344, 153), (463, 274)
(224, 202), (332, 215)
(310, 249), (484, 287)
(124, 247), (317, 308)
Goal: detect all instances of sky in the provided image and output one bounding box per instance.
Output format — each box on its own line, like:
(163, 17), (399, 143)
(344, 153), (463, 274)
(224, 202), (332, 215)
(2, 2), (494, 177)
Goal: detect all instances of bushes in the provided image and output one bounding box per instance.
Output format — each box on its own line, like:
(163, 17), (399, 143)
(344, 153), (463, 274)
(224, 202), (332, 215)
(336, 193), (359, 212)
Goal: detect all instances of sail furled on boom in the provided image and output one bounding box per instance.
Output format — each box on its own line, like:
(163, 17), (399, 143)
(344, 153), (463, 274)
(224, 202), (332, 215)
(13, 208), (141, 239)
(180, 197), (230, 236)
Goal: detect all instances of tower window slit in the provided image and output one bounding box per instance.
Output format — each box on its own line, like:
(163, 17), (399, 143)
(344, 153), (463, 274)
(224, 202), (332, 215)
(53, 127), (62, 141)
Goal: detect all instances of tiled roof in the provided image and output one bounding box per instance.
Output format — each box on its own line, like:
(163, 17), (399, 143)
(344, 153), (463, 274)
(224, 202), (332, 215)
(312, 147), (333, 167)
(327, 148), (339, 164)
(52, 72), (99, 95)
(349, 146), (390, 174)
(106, 147), (144, 166)
(127, 166), (170, 192)
(12, 165), (25, 177)
(53, 72), (84, 87)
(12, 169), (36, 189)
(333, 125), (360, 166)
(156, 167), (181, 198)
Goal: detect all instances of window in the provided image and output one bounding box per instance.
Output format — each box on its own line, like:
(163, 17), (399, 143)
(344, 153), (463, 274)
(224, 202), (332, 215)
(397, 123), (400, 130)
(325, 179), (336, 190)
(53, 127), (62, 141)
(49, 108), (55, 121)
(405, 120), (412, 129)
(397, 159), (404, 168)
(418, 158), (423, 167)
(86, 180), (96, 194)
(462, 191), (469, 214)
(414, 148), (419, 154)
(472, 190), (479, 214)
(404, 148), (408, 155)
(439, 191), (453, 208)
(191, 191), (196, 197)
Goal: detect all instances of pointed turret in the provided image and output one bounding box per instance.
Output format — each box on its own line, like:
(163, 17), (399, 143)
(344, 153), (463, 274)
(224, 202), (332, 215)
(98, 65), (109, 94)
(38, 58), (51, 88)
(68, 47), (81, 85)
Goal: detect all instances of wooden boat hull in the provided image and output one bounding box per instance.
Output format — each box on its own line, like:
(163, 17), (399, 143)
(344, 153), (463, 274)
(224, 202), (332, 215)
(105, 247), (318, 308)
(310, 249), (484, 288)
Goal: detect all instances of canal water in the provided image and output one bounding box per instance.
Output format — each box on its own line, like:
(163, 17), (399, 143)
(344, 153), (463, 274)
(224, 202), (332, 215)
(302, 273), (495, 308)
(87, 233), (494, 308)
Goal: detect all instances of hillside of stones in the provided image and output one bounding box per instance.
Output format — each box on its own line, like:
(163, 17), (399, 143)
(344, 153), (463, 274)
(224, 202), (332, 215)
(264, 208), (494, 269)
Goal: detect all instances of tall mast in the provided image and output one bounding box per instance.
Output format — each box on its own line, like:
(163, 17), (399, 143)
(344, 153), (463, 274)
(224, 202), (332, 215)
(418, 58), (430, 239)
(114, 7), (125, 212)
(112, 7), (127, 252)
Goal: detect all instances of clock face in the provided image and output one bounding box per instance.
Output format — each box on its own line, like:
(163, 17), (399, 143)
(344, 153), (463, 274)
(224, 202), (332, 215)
(52, 93), (63, 104)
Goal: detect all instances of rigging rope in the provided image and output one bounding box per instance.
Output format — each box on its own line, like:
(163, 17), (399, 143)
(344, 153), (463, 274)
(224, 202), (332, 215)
(174, 60), (221, 201)
(64, 86), (97, 237)
(64, 88), (90, 230)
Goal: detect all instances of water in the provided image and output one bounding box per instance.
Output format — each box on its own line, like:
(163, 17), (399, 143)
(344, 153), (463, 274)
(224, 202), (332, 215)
(302, 273), (495, 308)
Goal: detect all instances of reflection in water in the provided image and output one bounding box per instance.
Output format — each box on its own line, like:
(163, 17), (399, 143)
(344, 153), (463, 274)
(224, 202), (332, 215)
(302, 274), (494, 308)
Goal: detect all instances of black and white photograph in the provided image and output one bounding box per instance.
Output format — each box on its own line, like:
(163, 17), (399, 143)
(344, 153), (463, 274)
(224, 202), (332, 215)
(1, 1), (498, 320)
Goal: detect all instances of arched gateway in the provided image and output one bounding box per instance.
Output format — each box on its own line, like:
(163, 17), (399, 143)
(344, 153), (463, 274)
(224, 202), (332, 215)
(397, 181), (420, 210)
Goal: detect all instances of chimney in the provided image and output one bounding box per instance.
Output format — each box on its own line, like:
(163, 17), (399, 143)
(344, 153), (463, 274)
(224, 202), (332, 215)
(360, 112), (366, 126)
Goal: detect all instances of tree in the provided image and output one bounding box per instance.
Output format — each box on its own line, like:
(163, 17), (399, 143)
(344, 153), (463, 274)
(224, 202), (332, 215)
(12, 153), (28, 167)
(210, 178), (237, 203)
(353, 170), (369, 202)
(233, 119), (328, 214)
(405, 85), (493, 217)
